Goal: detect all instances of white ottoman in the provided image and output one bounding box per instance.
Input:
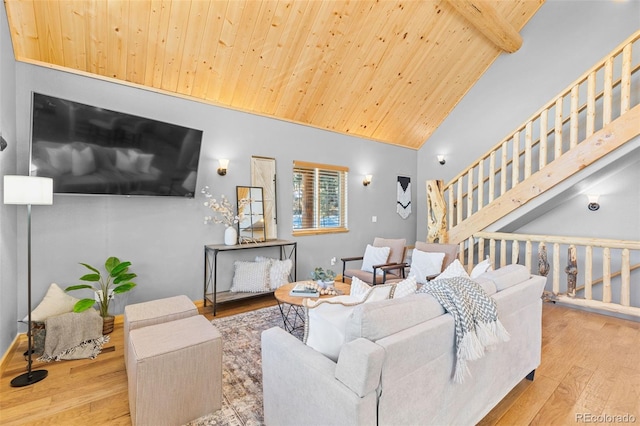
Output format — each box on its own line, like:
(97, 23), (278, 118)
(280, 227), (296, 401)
(124, 295), (198, 368)
(127, 315), (223, 426)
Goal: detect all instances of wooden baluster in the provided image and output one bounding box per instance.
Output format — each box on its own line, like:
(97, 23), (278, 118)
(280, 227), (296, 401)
(586, 72), (596, 137)
(511, 240), (519, 264)
(467, 236), (474, 274)
(448, 188), (454, 227)
(525, 240), (532, 271)
(459, 241), (465, 263)
(500, 239), (507, 268)
(621, 248), (630, 306)
(490, 150), (497, 202)
(570, 86), (579, 149)
(489, 239), (496, 270)
(524, 121), (532, 179)
(500, 142), (507, 196)
(467, 170), (474, 219)
(554, 97), (563, 160)
(457, 177), (463, 224)
(585, 245), (593, 300)
(621, 44), (632, 114)
(603, 57), (613, 126)
(602, 247), (611, 303)
(512, 132), (520, 187)
(478, 159), (484, 211)
(478, 237), (485, 263)
(538, 242), (549, 276)
(565, 245), (577, 297)
(553, 243), (560, 295)
(539, 108), (548, 168)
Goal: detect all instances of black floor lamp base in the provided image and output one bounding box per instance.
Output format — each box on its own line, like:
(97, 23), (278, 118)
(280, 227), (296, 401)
(10, 369), (48, 387)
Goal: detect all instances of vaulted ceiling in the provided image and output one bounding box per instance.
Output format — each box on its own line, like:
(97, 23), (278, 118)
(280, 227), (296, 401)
(4, 0), (543, 149)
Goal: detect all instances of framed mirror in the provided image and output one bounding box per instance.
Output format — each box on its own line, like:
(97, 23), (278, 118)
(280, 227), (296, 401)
(237, 186), (266, 243)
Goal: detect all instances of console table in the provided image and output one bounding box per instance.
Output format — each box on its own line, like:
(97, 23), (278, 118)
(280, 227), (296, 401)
(204, 239), (297, 315)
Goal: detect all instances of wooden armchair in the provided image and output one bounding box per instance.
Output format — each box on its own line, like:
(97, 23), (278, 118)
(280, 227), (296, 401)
(341, 237), (407, 285)
(384, 242), (459, 283)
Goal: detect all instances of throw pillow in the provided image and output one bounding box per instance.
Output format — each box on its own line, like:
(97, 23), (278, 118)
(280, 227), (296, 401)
(361, 244), (390, 275)
(304, 284), (394, 361)
(26, 283), (80, 322)
(45, 145), (73, 174)
(470, 257), (493, 279)
(255, 256), (293, 289)
(136, 153), (155, 173)
(71, 146), (96, 176)
(435, 259), (470, 280)
(230, 261), (271, 293)
(392, 276), (418, 298)
(349, 276), (372, 299)
(115, 149), (139, 173)
(408, 249), (446, 284)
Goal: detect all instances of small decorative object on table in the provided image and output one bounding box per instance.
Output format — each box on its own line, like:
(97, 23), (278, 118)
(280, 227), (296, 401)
(201, 186), (245, 246)
(311, 267), (337, 289)
(65, 257), (137, 334)
(289, 282), (319, 297)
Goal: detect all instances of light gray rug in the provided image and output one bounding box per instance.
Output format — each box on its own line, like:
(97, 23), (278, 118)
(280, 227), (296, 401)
(186, 305), (300, 426)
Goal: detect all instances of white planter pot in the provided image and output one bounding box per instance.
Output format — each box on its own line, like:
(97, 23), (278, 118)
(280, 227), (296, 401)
(224, 226), (238, 246)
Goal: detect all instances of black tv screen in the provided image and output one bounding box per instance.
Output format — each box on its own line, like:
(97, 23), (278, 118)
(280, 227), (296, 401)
(30, 93), (203, 197)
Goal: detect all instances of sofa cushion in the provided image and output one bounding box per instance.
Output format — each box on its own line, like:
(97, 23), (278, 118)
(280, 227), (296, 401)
(345, 293), (445, 343)
(304, 285), (394, 361)
(480, 264), (530, 291)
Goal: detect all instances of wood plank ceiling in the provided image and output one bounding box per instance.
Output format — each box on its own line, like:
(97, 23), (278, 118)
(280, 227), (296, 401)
(4, 0), (543, 149)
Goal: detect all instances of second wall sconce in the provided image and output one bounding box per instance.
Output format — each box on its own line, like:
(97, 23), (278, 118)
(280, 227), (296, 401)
(587, 194), (600, 211)
(363, 174), (372, 186)
(217, 159), (229, 176)
(437, 155), (446, 165)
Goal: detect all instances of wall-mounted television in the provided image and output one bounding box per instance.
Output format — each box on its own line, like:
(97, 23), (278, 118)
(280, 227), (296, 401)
(30, 93), (203, 197)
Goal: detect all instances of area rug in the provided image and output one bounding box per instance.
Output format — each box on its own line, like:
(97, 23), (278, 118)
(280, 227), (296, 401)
(186, 305), (300, 426)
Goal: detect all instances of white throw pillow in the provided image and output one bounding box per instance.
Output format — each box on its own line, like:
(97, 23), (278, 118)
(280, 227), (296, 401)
(26, 283), (80, 322)
(115, 149), (139, 173)
(470, 258), (493, 279)
(304, 284), (394, 361)
(361, 244), (390, 275)
(349, 276), (372, 299)
(136, 153), (155, 173)
(45, 145), (73, 174)
(230, 261), (271, 293)
(435, 259), (470, 280)
(408, 249), (446, 284)
(392, 276), (418, 298)
(71, 146), (96, 176)
(255, 256), (293, 290)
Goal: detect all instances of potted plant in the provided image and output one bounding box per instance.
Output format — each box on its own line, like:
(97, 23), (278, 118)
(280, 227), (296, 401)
(65, 256), (137, 334)
(311, 267), (336, 288)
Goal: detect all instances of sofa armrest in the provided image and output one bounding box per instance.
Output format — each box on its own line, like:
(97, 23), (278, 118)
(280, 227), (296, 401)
(336, 338), (385, 397)
(261, 327), (377, 425)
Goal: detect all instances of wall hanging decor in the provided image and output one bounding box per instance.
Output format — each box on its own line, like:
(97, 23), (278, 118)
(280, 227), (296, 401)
(397, 176), (411, 219)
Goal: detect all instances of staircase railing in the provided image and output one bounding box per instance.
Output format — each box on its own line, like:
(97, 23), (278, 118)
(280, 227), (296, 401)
(440, 30), (640, 242)
(464, 231), (640, 317)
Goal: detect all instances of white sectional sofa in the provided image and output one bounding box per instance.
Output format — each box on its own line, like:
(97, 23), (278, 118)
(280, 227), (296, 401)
(261, 264), (546, 425)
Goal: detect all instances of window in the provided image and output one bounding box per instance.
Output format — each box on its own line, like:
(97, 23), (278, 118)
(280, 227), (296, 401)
(293, 161), (348, 235)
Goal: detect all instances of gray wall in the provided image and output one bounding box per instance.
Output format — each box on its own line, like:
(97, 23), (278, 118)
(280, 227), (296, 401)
(0, 2), (18, 357)
(416, 0), (640, 242)
(4, 60), (416, 348)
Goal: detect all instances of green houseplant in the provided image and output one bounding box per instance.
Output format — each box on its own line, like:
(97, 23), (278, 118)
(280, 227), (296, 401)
(311, 267), (336, 287)
(65, 257), (137, 329)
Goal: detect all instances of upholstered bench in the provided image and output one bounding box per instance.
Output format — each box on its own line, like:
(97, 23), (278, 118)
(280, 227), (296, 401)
(123, 295), (198, 369)
(127, 315), (223, 426)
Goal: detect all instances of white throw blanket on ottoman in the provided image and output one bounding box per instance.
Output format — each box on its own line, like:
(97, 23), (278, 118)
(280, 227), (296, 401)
(418, 276), (510, 382)
(38, 309), (109, 362)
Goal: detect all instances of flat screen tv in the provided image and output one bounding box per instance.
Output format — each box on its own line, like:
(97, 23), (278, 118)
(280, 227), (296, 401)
(30, 92), (203, 197)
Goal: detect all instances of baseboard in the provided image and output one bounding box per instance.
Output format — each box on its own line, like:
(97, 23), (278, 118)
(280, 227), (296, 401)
(0, 333), (23, 373)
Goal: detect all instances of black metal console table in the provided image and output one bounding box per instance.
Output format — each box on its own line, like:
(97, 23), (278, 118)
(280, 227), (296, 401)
(204, 239), (297, 315)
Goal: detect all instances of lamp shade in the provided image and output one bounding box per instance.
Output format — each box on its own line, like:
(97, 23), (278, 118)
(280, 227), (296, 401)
(3, 176), (53, 205)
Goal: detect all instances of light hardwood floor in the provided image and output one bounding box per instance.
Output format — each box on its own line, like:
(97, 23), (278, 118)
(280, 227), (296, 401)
(1, 298), (638, 425)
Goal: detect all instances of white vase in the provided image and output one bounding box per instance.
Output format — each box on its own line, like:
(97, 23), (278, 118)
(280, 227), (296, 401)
(224, 226), (237, 246)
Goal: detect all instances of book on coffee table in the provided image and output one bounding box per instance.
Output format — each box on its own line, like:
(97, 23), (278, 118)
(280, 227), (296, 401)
(289, 283), (319, 297)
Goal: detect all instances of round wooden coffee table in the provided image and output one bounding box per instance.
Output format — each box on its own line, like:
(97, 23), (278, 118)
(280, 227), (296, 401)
(274, 281), (351, 334)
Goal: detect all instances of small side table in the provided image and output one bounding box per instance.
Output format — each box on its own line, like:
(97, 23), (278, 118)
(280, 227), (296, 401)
(274, 281), (351, 334)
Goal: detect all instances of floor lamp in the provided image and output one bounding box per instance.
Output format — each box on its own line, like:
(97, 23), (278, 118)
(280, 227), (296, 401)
(4, 175), (53, 387)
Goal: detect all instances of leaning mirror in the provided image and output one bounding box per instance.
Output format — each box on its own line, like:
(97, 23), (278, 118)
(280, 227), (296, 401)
(236, 186), (266, 243)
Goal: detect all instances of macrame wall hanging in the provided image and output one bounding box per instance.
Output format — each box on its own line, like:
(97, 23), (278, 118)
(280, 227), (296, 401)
(396, 176), (411, 219)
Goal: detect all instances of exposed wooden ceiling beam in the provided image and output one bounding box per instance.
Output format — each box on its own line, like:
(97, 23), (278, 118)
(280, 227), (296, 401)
(446, 0), (523, 53)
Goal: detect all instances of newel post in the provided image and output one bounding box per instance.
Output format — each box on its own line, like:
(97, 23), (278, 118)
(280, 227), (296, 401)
(426, 180), (448, 243)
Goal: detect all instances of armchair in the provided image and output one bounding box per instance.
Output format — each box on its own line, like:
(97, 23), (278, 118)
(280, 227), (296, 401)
(341, 237), (406, 285)
(384, 242), (459, 284)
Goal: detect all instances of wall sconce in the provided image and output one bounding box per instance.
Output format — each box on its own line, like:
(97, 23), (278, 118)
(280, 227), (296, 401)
(363, 174), (372, 186)
(437, 155), (446, 165)
(587, 194), (600, 211)
(217, 159), (229, 176)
